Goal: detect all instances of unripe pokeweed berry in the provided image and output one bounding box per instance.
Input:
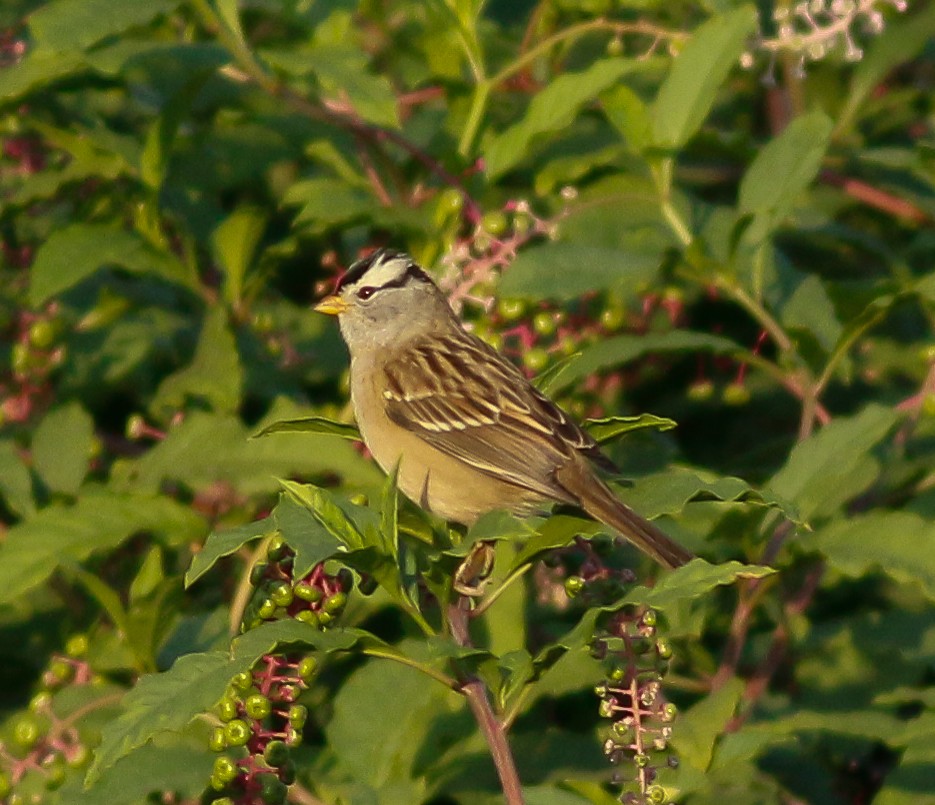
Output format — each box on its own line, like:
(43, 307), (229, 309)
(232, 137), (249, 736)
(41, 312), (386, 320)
(278, 758), (297, 785)
(11, 713), (43, 750)
(245, 693), (272, 720)
(267, 534), (287, 561)
(297, 656), (318, 683)
(481, 210), (508, 236)
(217, 697), (239, 722)
(258, 599), (278, 620)
(323, 591), (346, 614)
(224, 719), (252, 747)
(65, 634), (89, 658)
(497, 298), (526, 321)
(209, 726), (227, 752)
(533, 312), (557, 337)
(269, 581), (294, 608)
(250, 562), (269, 586)
(264, 739), (290, 767)
(523, 347), (550, 373)
(29, 691), (53, 713)
(65, 744), (91, 768)
(288, 704), (308, 728)
(231, 671), (253, 692)
(294, 610), (321, 628)
(722, 382), (751, 406)
(49, 659), (73, 683)
(656, 639), (673, 660)
(213, 755), (239, 785)
(437, 187), (463, 216)
(28, 319), (57, 349)
(257, 772), (287, 805)
(41, 753), (66, 789)
(0, 770), (10, 798)
(642, 609), (657, 628)
(293, 582), (322, 603)
(564, 576), (586, 597)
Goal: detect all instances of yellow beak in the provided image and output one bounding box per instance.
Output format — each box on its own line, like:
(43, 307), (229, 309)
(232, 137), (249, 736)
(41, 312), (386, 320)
(314, 295), (350, 316)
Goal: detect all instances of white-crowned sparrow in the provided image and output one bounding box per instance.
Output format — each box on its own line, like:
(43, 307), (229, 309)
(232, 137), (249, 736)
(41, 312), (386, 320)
(314, 248), (694, 569)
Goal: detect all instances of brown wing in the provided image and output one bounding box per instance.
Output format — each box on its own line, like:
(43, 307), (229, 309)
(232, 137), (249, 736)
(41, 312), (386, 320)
(382, 329), (609, 502)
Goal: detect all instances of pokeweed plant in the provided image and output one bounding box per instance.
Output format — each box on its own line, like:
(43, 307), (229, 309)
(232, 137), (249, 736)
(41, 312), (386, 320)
(0, 1), (933, 804)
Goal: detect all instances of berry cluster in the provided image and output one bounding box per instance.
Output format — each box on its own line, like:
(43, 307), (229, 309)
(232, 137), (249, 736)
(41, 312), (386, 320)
(594, 609), (678, 805)
(0, 636), (94, 804)
(242, 536), (348, 632)
(1, 306), (63, 426)
(207, 654), (317, 805)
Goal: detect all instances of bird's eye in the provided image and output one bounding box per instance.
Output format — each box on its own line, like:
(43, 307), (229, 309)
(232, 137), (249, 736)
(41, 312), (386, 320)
(356, 286), (376, 300)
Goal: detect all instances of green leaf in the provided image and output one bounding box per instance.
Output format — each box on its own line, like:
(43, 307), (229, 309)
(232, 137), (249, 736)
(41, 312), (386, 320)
(380, 462), (400, 557)
(781, 274), (843, 353)
(584, 413), (677, 444)
(29, 224), (194, 305)
(283, 178), (376, 227)
(184, 516), (275, 588)
(211, 206), (267, 306)
(252, 416), (361, 441)
(280, 480), (366, 550)
(739, 110), (834, 240)
(498, 242), (661, 301)
(88, 621), (360, 785)
(546, 330), (742, 394)
(801, 511), (935, 600)
(116, 412), (380, 496)
(0, 490), (206, 606)
(510, 515), (601, 572)
(0, 50), (86, 103)
(621, 559), (775, 611)
(28, 0), (180, 52)
(768, 404), (900, 520)
(273, 496), (344, 579)
(149, 306), (243, 419)
(619, 467), (799, 522)
(652, 6), (758, 148)
(673, 678), (745, 771)
(31, 402), (94, 496)
(485, 59), (640, 179)
(0, 440), (34, 517)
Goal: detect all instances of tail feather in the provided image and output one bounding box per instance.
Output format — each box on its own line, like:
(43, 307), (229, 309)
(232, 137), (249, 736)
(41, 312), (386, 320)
(557, 464), (694, 569)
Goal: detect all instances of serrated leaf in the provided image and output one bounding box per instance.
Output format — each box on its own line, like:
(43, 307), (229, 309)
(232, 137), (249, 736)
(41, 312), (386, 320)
(498, 242), (661, 300)
(485, 59), (639, 178)
(184, 516), (276, 588)
(29, 224), (194, 305)
(252, 416), (361, 440)
(32, 402), (94, 496)
(546, 330), (742, 394)
(0, 490), (206, 606)
(584, 414), (677, 444)
(652, 6), (757, 148)
(801, 511), (935, 599)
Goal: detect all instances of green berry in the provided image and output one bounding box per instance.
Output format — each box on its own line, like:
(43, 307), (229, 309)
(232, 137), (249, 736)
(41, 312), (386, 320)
(323, 591), (346, 614)
(11, 342), (31, 375)
(231, 671), (254, 692)
(65, 744), (91, 768)
(217, 697), (239, 722)
(648, 784), (667, 804)
(65, 634), (89, 658)
(257, 772), (287, 805)
(687, 380), (714, 401)
(224, 719), (252, 747)
(209, 726), (227, 752)
(284, 726), (302, 746)
(263, 740), (289, 767)
(212, 755), (239, 785)
(269, 581), (294, 608)
(481, 210), (508, 236)
(250, 561), (269, 586)
(722, 382), (751, 406)
(564, 576), (586, 598)
(297, 656), (318, 683)
(656, 639), (673, 660)
(0, 771), (10, 798)
(294, 610), (321, 628)
(267, 534), (287, 561)
(437, 188), (463, 216)
(523, 347), (550, 373)
(11, 713), (43, 750)
(497, 298), (526, 321)
(642, 609), (657, 627)
(288, 704), (308, 728)
(278, 758), (297, 785)
(293, 582), (322, 603)
(28, 319), (57, 349)
(29, 691), (52, 713)
(600, 306), (626, 331)
(258, 598), (278, 620)
(245, 693), (272, 720)
(662, 702), (678, 721)
(41, 753), (66, 789)
(49, 658), (74, 683)
(533, 312), (557, 337)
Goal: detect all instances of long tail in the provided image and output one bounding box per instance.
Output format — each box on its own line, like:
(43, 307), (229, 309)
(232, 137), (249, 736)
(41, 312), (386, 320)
(557, 465), (694, 569)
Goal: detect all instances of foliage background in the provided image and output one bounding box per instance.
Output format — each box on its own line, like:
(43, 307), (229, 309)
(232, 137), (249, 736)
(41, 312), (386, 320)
(0, 0), (934, 803)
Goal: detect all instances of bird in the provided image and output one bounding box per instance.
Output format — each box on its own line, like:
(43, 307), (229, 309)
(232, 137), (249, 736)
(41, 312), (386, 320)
(314, 248), (694, 569)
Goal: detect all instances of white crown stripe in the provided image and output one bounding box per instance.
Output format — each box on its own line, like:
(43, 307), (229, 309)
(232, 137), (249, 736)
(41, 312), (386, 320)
(355, 254), (412, 289)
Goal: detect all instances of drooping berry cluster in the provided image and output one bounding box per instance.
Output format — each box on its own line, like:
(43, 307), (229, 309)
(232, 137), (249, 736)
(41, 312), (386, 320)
(242, 535), (348, 632)
(0, 636), (94, 804)
(594, 609), (678, 805)
(207, 653), (318, 805)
